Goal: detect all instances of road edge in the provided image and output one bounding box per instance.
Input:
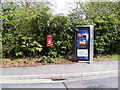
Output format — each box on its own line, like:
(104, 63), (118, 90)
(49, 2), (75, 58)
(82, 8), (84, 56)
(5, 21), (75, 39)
(1, 70), (118, 80)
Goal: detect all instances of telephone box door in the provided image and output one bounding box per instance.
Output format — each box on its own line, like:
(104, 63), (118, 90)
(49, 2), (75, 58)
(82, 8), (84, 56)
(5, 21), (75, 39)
(76, 28), (89, 61)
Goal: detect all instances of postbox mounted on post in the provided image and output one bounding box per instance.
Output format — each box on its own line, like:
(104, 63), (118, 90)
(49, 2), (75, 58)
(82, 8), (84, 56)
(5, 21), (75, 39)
(47, 35), (52, 46)
(75, 25), (94, 63)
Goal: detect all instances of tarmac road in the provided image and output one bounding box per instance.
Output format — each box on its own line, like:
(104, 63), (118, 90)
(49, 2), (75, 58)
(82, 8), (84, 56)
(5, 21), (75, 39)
(0, 76), (119, 89)
(0, 60), (119, 90)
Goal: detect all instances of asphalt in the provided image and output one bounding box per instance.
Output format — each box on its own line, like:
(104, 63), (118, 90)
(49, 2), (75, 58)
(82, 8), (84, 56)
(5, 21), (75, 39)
(0, 60), (118, 82)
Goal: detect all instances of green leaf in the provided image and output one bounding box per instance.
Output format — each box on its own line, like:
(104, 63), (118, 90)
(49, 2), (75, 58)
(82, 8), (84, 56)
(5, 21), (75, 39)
(15, 52), (23, 56)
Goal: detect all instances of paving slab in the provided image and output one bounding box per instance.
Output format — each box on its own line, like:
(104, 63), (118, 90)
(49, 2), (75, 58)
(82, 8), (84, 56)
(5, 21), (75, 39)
(0, 60), (118, 80)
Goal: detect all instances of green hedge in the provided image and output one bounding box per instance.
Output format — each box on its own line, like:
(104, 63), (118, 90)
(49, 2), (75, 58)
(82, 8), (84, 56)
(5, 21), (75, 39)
(1, 2), (120, 58)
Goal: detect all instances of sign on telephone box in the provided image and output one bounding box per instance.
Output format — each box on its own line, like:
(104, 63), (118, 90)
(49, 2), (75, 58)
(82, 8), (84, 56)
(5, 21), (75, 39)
(75, 25), (94, 63)
(47, 35), (52, 46)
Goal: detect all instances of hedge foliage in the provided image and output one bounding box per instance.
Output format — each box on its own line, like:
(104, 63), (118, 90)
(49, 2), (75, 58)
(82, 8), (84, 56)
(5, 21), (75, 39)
(69, 2), (120, 54)
(1, 1), (120, 58)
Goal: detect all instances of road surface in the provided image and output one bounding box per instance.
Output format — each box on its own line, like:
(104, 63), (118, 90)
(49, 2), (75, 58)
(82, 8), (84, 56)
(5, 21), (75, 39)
(0, 76), (119, 89)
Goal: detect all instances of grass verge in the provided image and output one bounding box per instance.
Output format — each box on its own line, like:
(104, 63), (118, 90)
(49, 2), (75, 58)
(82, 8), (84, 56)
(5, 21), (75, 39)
(1, 54), (119, 68)
(2, 56), (75, 68)
(94, 54), (119, 61)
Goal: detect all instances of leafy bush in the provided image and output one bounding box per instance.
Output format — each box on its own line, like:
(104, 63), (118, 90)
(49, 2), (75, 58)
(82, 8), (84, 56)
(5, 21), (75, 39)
(1, 1), (120, 60)
(69, 2), (120, 55)
(40, 56), (55, 63)
(2, 31), (43, 57)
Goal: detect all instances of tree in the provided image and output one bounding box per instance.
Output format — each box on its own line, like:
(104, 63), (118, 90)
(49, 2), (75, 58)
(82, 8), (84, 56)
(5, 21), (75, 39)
(1, 1), (51, 57)
(69, 1), (120, 54)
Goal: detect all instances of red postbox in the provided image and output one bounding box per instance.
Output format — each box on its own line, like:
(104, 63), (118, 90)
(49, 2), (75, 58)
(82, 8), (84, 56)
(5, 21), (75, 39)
(47, 35), (52, 46)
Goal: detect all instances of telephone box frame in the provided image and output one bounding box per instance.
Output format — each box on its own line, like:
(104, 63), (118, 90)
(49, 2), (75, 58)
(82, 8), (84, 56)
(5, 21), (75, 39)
(75, 25), (94, 64)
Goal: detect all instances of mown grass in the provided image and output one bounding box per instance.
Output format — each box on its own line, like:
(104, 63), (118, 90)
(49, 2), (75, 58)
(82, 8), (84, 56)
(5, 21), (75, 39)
(94, 54), (119, 61)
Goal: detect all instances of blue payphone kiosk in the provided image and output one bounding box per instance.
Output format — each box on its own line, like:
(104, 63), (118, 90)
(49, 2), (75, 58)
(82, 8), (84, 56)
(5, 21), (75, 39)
(76, 25), (94, 63)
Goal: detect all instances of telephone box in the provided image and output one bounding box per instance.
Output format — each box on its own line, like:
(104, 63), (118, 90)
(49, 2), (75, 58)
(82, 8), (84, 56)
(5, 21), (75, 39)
(75, 25), (94, 63)
(47, 35), (52, 46)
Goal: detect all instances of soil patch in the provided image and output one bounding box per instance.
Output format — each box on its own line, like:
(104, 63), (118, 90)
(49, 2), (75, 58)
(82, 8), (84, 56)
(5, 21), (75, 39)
(1, 60), (76, 68)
